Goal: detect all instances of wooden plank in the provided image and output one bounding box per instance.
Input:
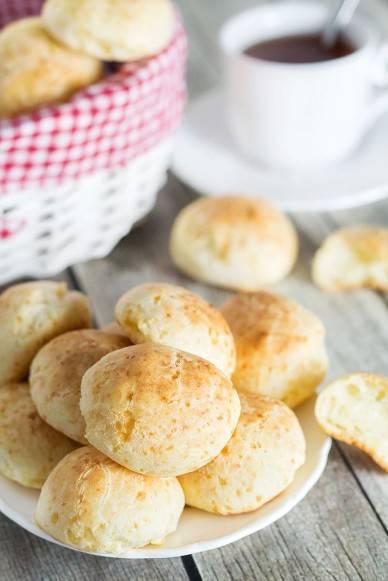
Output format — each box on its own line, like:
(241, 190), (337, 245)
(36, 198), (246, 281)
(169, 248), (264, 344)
(0, 270), (189, 581)
(2, 2), (387, 580)
(74, 183), (201, 326)
(175, 0), (388, 532)
(74, 1), (388, 578)
(74, 175), (388, 575)
(0, 513), (189, 581)
(284, 206), (388, 528)
(193, 446), (388, 581)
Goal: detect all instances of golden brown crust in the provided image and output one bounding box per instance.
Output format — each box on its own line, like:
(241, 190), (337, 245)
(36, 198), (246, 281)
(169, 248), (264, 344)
(30, 330), (130, 443)
(35, 446), (185, 553)
(173, 196), (294, 242)
(0, 18), (103, 118)
(170, 196), (298, 291)
(42, 0), (175, 62)
(179, 393), (306, 514)
(0, 383), (77, 489)
(0, 281), (92, 385)
(115, 283), (236, 376)
(222, 290), (325, 340)
(80, 343), (241, 476)
(222, 291), (328, 408)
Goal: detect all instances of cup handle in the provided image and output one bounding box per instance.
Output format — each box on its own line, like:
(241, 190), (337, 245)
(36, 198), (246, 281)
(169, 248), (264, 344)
(365, 42), (388, 131)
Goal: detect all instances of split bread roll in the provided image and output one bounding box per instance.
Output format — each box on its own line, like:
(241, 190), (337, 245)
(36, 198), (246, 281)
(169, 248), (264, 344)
(0, 18), (103, 118)
(115, 283), (236, 376)
(222, 291), (328, 408)
(0, 281), (91, 385)
(312, 226), (388, 291)
(179, 394), (306, 515)
(0, 383), (76, 489)
(80, 344), (241, 477)
(30, 330), (130, 444)
(170, 196), (298, 291)
(36, 446), (185, 554)
(316, 373), (388, 471)
(42, 0), (175, 62)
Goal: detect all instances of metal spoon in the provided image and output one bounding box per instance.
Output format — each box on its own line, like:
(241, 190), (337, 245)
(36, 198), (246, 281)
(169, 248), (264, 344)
(321, 0), (361, 49)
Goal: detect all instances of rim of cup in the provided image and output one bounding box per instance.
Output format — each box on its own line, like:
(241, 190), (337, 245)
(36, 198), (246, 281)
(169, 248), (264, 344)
(218, 0), (377, 69)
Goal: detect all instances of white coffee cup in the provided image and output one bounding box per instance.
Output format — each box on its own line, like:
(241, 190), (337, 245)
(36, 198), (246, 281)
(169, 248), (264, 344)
(219, 1), (388, 169)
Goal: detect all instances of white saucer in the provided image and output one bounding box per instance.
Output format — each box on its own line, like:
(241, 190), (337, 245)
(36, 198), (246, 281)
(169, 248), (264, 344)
(0, 396), (330, 558)
(172, 89), (388, 212)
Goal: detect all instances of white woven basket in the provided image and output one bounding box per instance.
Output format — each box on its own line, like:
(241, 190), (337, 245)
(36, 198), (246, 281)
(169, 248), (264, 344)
(0, 0), (186, 285)
(0, 138), (173, 284)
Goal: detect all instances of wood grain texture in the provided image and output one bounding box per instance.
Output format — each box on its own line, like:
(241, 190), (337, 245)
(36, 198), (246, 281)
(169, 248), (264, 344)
(286, 206), (388, 529)
(0, 270), (189, 581)
(1, 1), (388, 579)
(193, 447), (388, 581)
(75, 3), (388, 578)
(74, 175), (388, 580)
(175, 0), (388, 545)
(0, 514), (189, 581)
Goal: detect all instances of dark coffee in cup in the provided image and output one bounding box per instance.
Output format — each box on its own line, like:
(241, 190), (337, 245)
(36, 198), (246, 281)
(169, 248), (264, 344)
(244, 32), (355, 64)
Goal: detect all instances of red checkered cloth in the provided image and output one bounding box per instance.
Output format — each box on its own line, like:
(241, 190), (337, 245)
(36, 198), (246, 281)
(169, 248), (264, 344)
(0, 0), (187, 193)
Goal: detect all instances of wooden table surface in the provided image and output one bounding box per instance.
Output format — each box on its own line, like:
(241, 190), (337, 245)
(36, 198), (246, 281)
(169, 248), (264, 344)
(2, 1), (388, 579)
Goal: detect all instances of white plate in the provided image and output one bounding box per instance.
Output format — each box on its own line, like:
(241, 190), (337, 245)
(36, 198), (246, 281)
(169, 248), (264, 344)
(172, 89), (388, 212)
(0, 396), (330, 559)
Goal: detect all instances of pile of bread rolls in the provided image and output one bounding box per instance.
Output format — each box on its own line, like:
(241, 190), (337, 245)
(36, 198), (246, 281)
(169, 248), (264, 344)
(0, 0), (175, 118)
(0, 278), (316, 555)
(0, 195), (387, 555)
(170, 195), (388, 293)
(170, 196), (388, 470)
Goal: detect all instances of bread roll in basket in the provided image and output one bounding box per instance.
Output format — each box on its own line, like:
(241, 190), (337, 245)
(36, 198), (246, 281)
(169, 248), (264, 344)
(0, 0), (186, 284)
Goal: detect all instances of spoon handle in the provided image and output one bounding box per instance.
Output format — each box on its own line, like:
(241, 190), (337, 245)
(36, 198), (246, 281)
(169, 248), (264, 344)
(321, 0), (361, 49)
